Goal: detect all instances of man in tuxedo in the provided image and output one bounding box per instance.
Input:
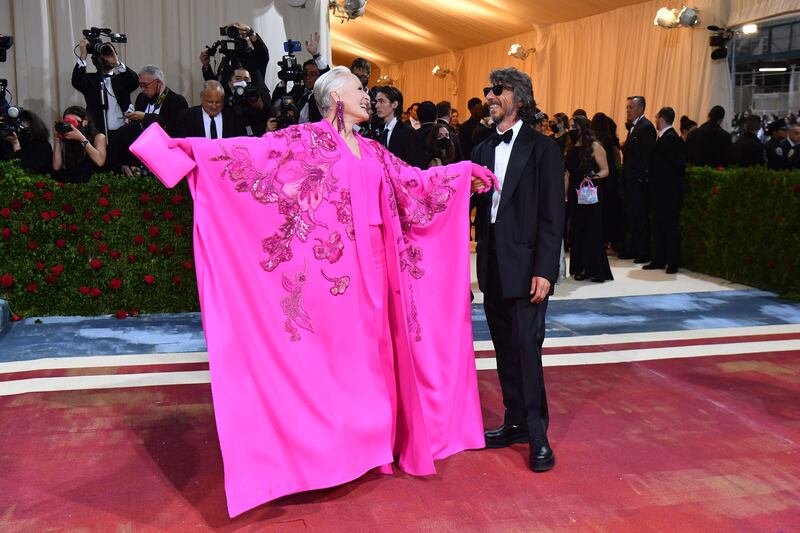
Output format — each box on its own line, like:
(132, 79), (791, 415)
(643, 107), (686, 274)
(459, 97), (484, 159)
(411, 101), (437, 168)
(729, 115), (765, 167)
(71, 40), (138, 169)
(619, 96), (656, 263)
(271, 33), (330, 124)
(471, 67), (565, 472)
(436, 100), (464, 161)
(173, 81), (244, 139)
(200, 21), (269, 94)
(374, 86), (417, 165)
(685, 105), (731, 168)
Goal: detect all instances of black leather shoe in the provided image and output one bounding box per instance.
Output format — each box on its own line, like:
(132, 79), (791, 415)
(529, 440), (555, 472)
(665, 265), (679, 274)
(633, 256), (650, 264)
(617, 253), (634, 260)
(642, 262), (666, 270)
(484, 424), (528, 449)
(573, 273), (587, 281)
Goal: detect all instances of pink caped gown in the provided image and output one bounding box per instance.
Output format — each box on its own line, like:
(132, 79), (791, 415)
(130, 119), (485, 517)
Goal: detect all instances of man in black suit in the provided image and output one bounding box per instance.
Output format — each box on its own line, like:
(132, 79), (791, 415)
(411, 101), (437, 168)
(729, 115), (765, 167)
(373, 86), (417, 165)
(200, 21), (269, 94)
(685, 105), (732, 167)
(271, 33), (330, 124)
(643, 107), (686, 274)
(471, 67), (565, 472)
(173, 81), (244, 138)
(619, 96), (656, 263)
(436, 100), (464, 161)
(459, 97), (484, 159)
(71, 39), (138, 169)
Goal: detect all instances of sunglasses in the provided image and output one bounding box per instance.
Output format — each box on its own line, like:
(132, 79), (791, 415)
(483, 84), (511, 97)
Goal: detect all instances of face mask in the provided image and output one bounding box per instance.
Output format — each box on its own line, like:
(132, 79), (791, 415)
(568, 129), (579, 141)
(436, 137), (451, 150)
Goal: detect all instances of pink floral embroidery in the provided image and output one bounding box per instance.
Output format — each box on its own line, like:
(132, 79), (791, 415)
(330, 189), (355, 241)
(313, 231), (344, 263)
(321, 269), (350, 296)
(281, 260), (313, 341)
(407, 284), (422, 342)
(397, 236), (425, 279)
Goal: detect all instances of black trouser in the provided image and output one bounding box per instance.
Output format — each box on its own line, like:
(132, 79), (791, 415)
(652, 198), (681, 267)
(624, 176), (650, 258)
(483, 227), (550, 442)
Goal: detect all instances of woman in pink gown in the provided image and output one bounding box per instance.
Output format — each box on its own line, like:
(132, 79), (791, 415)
(130, 67), (497, 517)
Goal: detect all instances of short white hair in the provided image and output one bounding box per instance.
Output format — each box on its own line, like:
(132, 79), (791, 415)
(138, 65), (164, 82)
(314, 66), (353, 117)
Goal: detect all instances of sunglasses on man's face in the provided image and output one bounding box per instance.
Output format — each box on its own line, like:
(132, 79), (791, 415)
(483, 84), (511, 97)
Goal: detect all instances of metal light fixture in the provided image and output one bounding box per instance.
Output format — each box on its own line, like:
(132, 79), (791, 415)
(508, 43), (535, 60)
(329, 0), (367, 23)
(654, 6), (700, 28)
(759, 67), (787, 72)
(432, 65), (450, 78)
(742, 23), (758, 34)
(376, 74), (395, 85)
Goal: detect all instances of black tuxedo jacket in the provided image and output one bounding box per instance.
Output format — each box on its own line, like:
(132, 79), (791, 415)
(650, 128), (686, 202)
(471, 125), (565, 298)
(622, 116), (657, 181)
(387, 119), (418, 166)
(133, 89), (189, 136)
(71, 63), (139, 134)
(172, 106), (245, 138)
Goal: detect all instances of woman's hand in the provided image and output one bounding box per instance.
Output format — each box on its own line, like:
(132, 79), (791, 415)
(62, 126), (87, 143)
(470, 162), (499, 194)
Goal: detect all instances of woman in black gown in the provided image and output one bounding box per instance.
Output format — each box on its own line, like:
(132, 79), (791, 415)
(565, 116), (613, 282)
(591, 112), (625, 251)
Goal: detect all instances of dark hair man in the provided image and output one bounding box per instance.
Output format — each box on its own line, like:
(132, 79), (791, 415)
(436, 100), (463, 160)
(764, 118), (790, 170)
(618, 95), (656, 263)
(350, 57), (371, 88)
(685, 104), (731, 168)
(272, 33), (330, 124)
(471, 67), (565, 473)
(373, 85), (417, 165)
(200, 21), (269, 95)
(730, 115), (765, 167)
(459, 97), (484, 157)
(644, 107), (685, 274)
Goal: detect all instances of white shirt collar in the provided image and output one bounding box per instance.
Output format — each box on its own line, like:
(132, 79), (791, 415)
(496, 119), (524, 144)
(658, 125), (674, 137)
(385, 116), (398, 132)
(632, 114), (644, 127)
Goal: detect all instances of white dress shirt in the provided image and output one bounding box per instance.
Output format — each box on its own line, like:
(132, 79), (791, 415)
(658, 125), (674, 138)
(384, 116), (398, 145)
(491, 119), (524, 224)
(629, 114), (643, 134)
(202, 110), (223, 139)
(76, 58), (127, 131)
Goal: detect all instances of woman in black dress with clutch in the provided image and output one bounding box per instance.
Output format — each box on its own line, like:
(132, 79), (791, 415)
(565, 116), (613, 282)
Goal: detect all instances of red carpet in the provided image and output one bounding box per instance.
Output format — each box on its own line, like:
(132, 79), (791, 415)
(1, 351), (799, 532)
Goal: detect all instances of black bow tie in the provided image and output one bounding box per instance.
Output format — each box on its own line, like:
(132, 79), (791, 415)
(492, 129), (513, 146)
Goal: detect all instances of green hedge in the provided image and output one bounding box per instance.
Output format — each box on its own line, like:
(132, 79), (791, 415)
(1, 161), (799, 318)
(0, 161), (198, 317)
(681, 165), (800, 299)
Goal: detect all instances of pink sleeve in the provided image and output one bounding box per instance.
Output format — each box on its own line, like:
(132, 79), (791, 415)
(129, 123), (197, 188)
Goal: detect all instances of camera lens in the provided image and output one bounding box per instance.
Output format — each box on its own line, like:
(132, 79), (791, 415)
(226, 26), (240, 39)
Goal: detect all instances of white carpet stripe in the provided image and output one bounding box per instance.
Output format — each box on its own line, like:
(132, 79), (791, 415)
(1, 339), (797, 396)
(0, 352), (209, 374)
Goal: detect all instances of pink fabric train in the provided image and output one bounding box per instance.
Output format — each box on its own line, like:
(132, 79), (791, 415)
(130, 119), (484, 517)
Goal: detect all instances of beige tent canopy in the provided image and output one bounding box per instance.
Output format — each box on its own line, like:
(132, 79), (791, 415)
(332, 0), (799, 131)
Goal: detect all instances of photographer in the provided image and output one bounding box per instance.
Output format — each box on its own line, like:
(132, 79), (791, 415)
(1, 109), (53, 174)
(267, 96), (299, 132)
(200, 21), (269, 94)
(52, 106), (107, 184)
(126, 65), (188, 134)
(272, 33), (329, 124)
(227, 67), (271, 136)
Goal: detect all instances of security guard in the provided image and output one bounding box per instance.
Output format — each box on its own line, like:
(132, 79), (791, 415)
(765, 118), (790, 170)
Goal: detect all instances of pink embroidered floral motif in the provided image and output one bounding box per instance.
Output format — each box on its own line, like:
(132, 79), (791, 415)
(397, 236), (425, 279)
(406, 284), (422, 342)
(330, 189), (355, 241)
(321, 269), (350, 296)
(281, 260), (313, 341)
(313, 232), (344, 263)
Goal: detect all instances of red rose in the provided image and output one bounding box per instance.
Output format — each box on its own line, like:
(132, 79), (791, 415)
(109, 209), (121, 218)
(92, 231), (103, 240)
(89, 258), (103, 270)
(98, 243), (108, 253)
(84, 210), (93, 219)
(10, 199), (22, 210)
(144, 274), (155, 284)
(142, 209), (154, 221)
(43, 191), (54, 201)
(710, 185), (719, 196)
(154, 195), (164, 204)
(171, 194), (184, 205)
(182, 260), (193, 270)
(133, 235), (145, 244)
(40, 211), (51, 221)
(172, 275), (182, 285)
(1, 207), (10, 218)
(79, 286), (91, 295)
(58, 223), (67, 231)
(49, 209), (58, 219)
(11, 314), (20, 321)
(127, 254), (137, 263)
(109, 278), (122, 290)
(77, 245), (86, 254)
(174, 224), (185, 236)
(90, 287), (102, 298)
(23, 191), (35, 200)
(115, 309), (128, 319)
(27, 241), (38, 250)
(56, 239), (66, 248)
(128, 308), (139, 317)
(35, 262), (45, 270)
(45, 274), (58, 285)
(110, 250), (121, 260)
(26, 282), (38, 293)
(162, 245), (174, 256)
(101, 185), (110, 195)
(56, 183), (64, 188)
(69, 224), (79, 233)
(148, 243), (159, 254)
(101, 214), (111, 223)
(0, 273), (13, 288)
(767, 260), (776, 270)
(1, 228), (10, 240)
(163, 210), (175, 220)
(34, 181), (46, 189)
(98, 197), (110, 207)
(50, 264), (65, 275)
(148, 226), (160, 237)
(19, 224), (29, 234)
(139, 193), (150, 203)
(62, 203), (75, 214)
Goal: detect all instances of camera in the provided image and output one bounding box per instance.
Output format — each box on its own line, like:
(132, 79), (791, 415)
(277, 40), (304, 83)
(82, 27), (127, 56)
(55, 121), (74, 135)
(230, 82), (261, 104)
(0, 105), (22, 138)
(0, 34), (13, 62)
(277, 96), (299, 129)
(206, 27), (250, 59)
